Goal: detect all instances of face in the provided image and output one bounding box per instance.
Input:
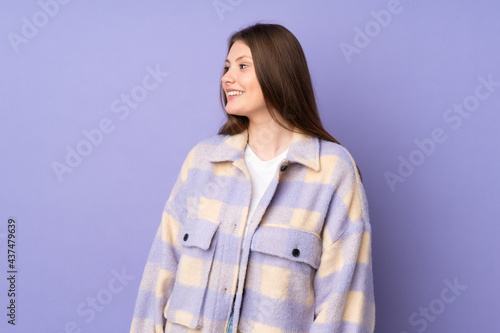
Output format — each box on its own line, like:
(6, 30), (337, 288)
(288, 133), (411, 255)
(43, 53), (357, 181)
(221, 40), (268, 118)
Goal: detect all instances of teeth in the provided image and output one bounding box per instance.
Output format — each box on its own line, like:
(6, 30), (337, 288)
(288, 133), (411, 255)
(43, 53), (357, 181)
(228, 91), (244, 96)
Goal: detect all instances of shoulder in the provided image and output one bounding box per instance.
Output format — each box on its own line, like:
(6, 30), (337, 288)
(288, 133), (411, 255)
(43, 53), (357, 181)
(191, 132), (228, 156)
(318, 138), (369, 223)
(180, 132), (229, 167)
(317, 138), (360, 182)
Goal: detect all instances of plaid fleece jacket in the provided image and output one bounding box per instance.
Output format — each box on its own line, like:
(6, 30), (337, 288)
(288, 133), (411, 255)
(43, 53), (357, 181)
(130, 128), (375, 333)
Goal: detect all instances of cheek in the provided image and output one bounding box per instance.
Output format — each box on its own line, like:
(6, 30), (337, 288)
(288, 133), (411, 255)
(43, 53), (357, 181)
(248, 81), (263, 97)
(254, 86), (265, 102)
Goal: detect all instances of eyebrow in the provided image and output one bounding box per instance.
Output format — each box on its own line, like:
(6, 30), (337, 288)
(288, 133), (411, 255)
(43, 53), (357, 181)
(225, 55), (252, 63)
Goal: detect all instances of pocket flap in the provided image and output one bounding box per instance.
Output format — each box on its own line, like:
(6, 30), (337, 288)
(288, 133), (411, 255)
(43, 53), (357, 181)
(250, 225), (322, 269)
(181, 218), (220, 250)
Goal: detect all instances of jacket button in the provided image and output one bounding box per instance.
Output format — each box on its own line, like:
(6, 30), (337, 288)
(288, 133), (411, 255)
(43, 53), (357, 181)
(292, 248), (300, 257)
(183, 233), (189, 241)
(280, 164), (288, 172)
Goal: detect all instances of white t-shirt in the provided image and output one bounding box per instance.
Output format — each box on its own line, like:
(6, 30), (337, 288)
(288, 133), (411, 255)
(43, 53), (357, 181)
(241, 143), (289, 260)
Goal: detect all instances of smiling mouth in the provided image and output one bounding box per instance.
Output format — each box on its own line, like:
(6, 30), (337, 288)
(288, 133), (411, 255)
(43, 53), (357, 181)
(227, 91), (244, 96)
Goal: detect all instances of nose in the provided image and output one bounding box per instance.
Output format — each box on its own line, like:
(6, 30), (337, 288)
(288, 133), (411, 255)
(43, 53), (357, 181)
(221, 69), (234, 86)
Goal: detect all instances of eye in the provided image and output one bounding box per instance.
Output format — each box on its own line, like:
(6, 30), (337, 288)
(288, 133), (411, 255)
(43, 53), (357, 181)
(223, 66), (229, 72)
(240, 64), (248, 69)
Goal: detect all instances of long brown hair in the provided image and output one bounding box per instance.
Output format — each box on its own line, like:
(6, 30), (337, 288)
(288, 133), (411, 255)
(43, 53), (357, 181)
(217, 23), (362, 181)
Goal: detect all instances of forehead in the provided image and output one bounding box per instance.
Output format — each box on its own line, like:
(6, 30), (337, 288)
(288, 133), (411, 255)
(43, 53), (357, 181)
(226, 40), (252, 61)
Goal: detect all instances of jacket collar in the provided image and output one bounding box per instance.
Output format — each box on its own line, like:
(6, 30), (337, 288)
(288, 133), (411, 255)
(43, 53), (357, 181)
(209, 127), (320, 171)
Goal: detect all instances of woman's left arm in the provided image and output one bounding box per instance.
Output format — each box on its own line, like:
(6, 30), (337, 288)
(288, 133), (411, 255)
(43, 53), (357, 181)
(310, 149), (375, 333)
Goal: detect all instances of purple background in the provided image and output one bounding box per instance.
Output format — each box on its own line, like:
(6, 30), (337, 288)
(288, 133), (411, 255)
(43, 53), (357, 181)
(1, 1), (499, 332)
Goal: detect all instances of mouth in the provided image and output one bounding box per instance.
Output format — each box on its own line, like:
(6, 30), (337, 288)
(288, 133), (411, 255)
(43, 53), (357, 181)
(227, 90), (245, 99)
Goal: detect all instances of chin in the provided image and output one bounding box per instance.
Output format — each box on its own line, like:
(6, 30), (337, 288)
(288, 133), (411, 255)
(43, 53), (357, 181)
(224, 107), (247, 117)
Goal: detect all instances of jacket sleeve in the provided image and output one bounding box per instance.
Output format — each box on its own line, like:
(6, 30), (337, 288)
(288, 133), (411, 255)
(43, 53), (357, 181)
(310, 149), (375, 333)
(130, 146), (196, 333)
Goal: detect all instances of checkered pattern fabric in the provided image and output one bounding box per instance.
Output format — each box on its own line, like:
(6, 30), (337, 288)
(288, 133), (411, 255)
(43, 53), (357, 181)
(130, 128), (375, 333)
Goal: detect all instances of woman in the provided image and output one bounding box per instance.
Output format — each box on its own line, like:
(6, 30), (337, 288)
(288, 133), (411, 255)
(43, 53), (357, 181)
(131, 23), (375, 333)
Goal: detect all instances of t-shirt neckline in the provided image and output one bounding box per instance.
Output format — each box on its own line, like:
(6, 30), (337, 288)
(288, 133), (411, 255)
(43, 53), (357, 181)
(245, 143), (289, 164)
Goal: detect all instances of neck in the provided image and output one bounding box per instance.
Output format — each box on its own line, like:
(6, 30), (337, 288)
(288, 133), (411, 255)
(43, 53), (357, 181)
(247, 120), (293, 162)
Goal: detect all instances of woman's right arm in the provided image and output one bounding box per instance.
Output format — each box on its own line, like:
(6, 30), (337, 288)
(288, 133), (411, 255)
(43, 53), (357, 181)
(130, 146), (196, 333)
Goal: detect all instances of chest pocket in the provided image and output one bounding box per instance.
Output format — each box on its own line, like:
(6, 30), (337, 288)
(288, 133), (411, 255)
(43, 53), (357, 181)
(250, 224), (322, 269)
(240, 225), (322, 331)
(164, 217), (220, 329)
